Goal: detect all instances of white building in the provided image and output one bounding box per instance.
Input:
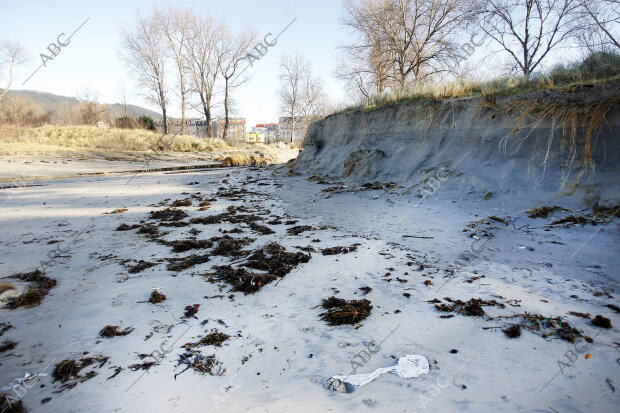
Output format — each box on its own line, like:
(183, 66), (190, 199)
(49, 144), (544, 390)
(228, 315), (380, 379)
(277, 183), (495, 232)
(252, 123), (278, 143)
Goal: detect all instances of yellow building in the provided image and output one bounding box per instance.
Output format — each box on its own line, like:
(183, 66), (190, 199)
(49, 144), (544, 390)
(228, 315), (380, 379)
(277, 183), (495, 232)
(245, 132), (265, 143)
(210, 118), (246, 141)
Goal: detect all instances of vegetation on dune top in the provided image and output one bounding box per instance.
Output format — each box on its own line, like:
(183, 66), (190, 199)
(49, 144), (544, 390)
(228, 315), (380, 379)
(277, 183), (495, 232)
(338, 52), (620, 115)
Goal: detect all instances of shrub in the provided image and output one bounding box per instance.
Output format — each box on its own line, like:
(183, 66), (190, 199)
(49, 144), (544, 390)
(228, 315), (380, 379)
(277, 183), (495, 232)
(138, 115), (156, 131)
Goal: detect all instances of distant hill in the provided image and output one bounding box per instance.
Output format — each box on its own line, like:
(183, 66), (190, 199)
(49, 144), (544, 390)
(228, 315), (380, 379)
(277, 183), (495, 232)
(3, 89), (163, 121)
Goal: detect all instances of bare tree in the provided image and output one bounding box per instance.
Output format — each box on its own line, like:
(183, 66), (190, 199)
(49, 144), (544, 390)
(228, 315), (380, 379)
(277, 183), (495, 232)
(219, 28), (257, 140)
(301, 71), (327, 119)
(279, 53), (325, 142)
(337, 0), (392, 97)
(279, 53), (304, 143)
(479, 0), (582, 81)
(0, 40), (25, 110)
(185, 13), (225, 137)
(75, 90), (109, 125)
(576, 0), (620, 51)
(339, 0), (476, 94)
(122, 11), (169, 133)
(0, 96), (49, 130)
(156, 7), (192, 134)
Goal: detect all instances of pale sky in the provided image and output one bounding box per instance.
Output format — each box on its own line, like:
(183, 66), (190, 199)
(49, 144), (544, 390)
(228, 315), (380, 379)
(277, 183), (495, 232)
(1, 0), (350, 129)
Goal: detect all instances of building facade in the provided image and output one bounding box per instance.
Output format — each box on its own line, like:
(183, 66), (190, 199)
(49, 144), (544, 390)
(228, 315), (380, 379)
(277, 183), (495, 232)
(210, 118), (246, 142)
(245, 132), (265, 143)
(277, 117), (310, 146)
(154, 119), (212, 138)
(252, 123), (278, 143)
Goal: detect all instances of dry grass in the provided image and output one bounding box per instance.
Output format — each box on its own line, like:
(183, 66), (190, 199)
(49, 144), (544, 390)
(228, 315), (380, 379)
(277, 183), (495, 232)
(500, 90), (618, 186)
(0, 124), (233, 153)
(216, 152), (277, 166)
(339, 52), (620, 115)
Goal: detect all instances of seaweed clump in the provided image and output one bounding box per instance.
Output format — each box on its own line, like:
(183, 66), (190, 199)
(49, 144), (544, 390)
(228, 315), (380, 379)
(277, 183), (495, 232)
(149, 208), (188, 222)
(127, 260), (158, 274)
(175, 351), (224, 378)
(52, 355), (109, 389)
(99, 325), (134, 338)
(321, 245), (358, 255)
(0, 394), (26, 413)
(166, 254), (210, 272)
(210, 236), (255, 257)
(148, 290), (166, 304)
(183, 330), (230, 348)
(166, 239), (213, 253)
(243, 243), (310, 277)
(432, 297), (505, 317)
(6, 270), (57, 309)
(319, 296), (372, 326)
(206, 265), (277, 294)
(526, 205), (570, 218)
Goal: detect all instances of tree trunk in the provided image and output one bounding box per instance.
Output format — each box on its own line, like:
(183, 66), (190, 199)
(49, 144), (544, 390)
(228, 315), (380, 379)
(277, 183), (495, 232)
(223, 78), (229, 141)
(180, 71), (186, 134)
(162, 106), (168, 134)
(202, 102), (211, 137)
(291, 116), (296, 143)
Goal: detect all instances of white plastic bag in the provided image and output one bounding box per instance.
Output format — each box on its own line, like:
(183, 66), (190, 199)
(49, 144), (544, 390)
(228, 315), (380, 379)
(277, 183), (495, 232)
(329, 354), (429, 390)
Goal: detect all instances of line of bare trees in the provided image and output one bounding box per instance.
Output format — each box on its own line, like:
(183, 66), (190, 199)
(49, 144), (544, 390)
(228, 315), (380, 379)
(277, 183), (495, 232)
(122, 7), (258, 138)
(278, 53), (327, 142)
(337, 0), (619, 97)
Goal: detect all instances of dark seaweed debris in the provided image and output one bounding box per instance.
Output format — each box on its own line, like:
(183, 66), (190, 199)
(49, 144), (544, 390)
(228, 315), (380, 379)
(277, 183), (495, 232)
(244, 243), (310, 277)
(287, 225), (313, 235)
(1, 394), (26, 413)
(149, 290), (166, 304)
(166, 239), (213, 253)
(183, 330), (230, 348)
(171, 198), (192, 207)
(116, 223), (140, 231)
(550, 215), (592, 226)
(210, 236), (255, 257)
(137, 223), (160, 237)
(432, 298), (505, 317)
(526, 205), (570, 218)
(206, 265), (277, 295)
(189, 210), (263, 226)
(503, 324), (521, 338)
(0, 322), (12, 337)
(176, 351), (224, 377)
(99, 325), (134, 338)
(249, 222), (275, 235)
(6, 270), (57, 309)
(127, 260), (158, 274)
(591, 315), (612, 329)
(149, 208), (188, 222)
(359, 286), (372, 295)
(320, 296), (372, 326)
(52, 356), (109, 383)
(166, 254), (210, 271)
(321, 245), (358, 255)
(604, 304), (620, 313)
(0, 340), (17, 353)
(128, 362), (156, 371)
(592, 203), (620, 219)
